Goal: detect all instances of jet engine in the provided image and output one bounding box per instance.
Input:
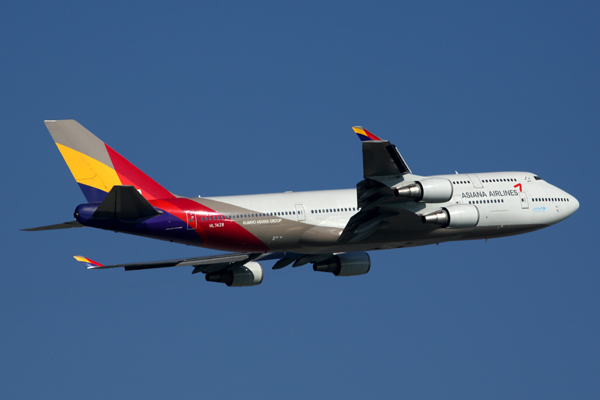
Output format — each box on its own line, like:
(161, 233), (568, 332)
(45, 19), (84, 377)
(313, 252), (371, 276)
(205, 261), (264, 287)
(395, 178), (453, 203)
(421, 204), (480, 229)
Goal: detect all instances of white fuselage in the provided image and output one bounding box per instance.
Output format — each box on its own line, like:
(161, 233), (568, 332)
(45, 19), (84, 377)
(198, 171), (578, 254)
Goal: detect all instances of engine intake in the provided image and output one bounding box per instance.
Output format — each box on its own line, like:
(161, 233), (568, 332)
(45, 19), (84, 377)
(313, 252), (371, 276)
(421, 204), (480, 229)
(205, 261), (264, 287)
(395, 178), (453, 203)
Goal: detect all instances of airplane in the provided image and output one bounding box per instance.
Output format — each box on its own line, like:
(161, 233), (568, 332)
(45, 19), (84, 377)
(24, 120), (579, 287)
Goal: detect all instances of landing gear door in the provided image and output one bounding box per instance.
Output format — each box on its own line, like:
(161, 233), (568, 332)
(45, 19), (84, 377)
(520, 192), (529, 209)
(295, 204), (306, 221)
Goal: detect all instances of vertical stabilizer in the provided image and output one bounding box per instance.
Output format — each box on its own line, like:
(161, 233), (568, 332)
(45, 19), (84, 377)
(45, 120), (174, 203)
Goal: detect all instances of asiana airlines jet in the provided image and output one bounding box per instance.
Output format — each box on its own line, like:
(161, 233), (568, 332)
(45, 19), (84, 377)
(24, 120), (579, 287)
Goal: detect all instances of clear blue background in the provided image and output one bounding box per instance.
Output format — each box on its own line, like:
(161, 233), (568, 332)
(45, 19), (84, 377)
(2, 1), (598, 399)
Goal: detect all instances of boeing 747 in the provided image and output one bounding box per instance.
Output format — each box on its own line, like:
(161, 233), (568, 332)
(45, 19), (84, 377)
(24, 120), (579, 287)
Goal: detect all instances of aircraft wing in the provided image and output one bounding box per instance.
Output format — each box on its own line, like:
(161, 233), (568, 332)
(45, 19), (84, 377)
(75, 252), (266, 274)
(72, 251), (309, 274)
(340, 127), (417, 243)
(353, 126), (411, 178)
(338, 207), (397, 243)
(353, 126), (415, 211)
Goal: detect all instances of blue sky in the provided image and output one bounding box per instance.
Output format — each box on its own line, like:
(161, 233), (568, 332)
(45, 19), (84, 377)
(1, 1), (599, 399)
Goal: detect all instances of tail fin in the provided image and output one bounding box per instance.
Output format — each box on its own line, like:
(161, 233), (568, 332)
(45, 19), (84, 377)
(45, 120), (174, 203)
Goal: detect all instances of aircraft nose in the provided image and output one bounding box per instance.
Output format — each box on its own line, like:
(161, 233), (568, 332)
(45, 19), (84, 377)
(563, 192), (579, 217)
(571, 195), (580, 213)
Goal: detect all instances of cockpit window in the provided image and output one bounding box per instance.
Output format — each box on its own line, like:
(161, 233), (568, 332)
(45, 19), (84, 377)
(534, 175), (542, 181)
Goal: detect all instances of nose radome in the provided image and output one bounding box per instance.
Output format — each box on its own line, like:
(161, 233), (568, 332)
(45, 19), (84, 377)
(571, 195), (580, 213)
(562, 191), (579, 217)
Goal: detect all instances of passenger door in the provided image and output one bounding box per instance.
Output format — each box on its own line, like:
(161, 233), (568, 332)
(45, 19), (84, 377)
(520, 192), (529, 209)
(295, 204), (306, 221)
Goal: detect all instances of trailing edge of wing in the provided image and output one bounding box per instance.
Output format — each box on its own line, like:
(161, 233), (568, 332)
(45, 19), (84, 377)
(78, 252), (257, 273)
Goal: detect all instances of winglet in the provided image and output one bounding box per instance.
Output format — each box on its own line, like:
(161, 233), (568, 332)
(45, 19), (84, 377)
(353, 126), (383, 141)
(73, 255), (104, 269)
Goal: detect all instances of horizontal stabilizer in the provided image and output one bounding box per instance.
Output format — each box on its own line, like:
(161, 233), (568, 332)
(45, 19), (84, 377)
(21, 220), (84, 231)
(93, 185), (161, 221)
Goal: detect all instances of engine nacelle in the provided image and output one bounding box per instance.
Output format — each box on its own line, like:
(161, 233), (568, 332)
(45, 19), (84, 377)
(313, 252), (371, 277)
(395, 178), (453, 203)
(205, 261), (264, 287)
(421, 204), (480, 229)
